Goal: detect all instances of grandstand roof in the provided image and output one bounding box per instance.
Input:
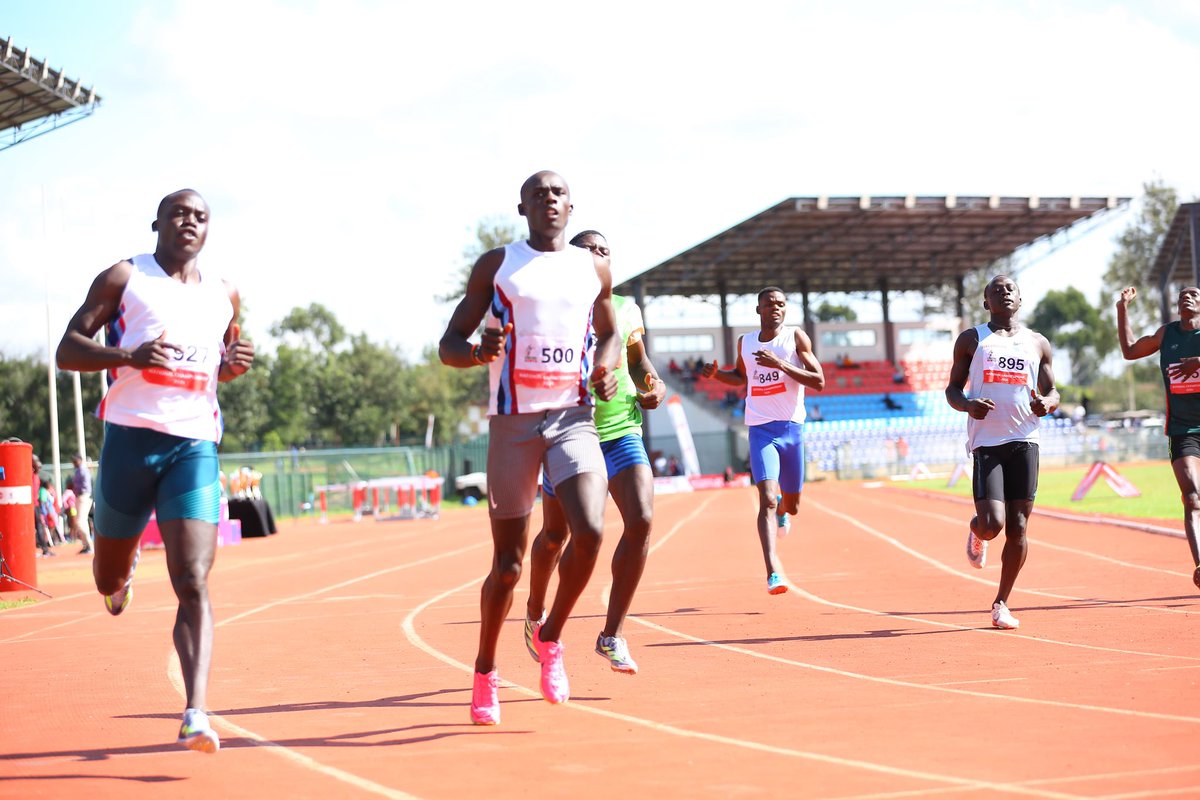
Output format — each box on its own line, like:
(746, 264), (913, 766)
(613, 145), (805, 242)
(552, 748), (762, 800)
(1152, 202), (1200, 290)
(1, 37), (101, 153)
(617, 195), (1129, 298)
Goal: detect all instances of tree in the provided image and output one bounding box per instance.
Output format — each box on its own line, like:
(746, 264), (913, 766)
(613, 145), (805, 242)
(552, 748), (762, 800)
(312, 334), (408, 446)
(437, 217), (521, 303)
(1102, 179), (1179, 335)
(0, 356), (105, 465)
(813, 301), (857, 322)
(269, 303), (347, 353)
(1029, 287), (1112, 385)
(216, 350), (273, 452)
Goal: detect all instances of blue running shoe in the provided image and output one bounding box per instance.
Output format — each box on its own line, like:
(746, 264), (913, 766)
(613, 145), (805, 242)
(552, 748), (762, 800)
(767, 572), (788, 595)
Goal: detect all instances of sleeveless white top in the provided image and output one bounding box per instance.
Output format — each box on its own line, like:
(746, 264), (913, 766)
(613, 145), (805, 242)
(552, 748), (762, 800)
(965, 323), (1041, 452)
(741, 325), (806, 426)
(486, 241), (600, 415)
(97, 254), (233, 442)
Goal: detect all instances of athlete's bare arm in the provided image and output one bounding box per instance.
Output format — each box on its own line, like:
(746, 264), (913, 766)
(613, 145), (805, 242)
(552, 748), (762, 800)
(589, 253), (620, 402)
(1031, 332), (1060, 417)
(945, 327), (994, 419)
(218, 280), (254, 382)
(628, 336), (666, 410)
(749, 328), (824, 391)
(702, 335), (748, 386)
(57, 261), (184, 373)
(1116, 286), (1165, 361)
(439, 249), (508, 368)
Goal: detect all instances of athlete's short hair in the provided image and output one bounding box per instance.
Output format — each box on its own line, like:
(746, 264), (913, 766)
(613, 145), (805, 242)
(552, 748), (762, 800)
(570, 230), (605, 247)
(757, 286), (786, 303)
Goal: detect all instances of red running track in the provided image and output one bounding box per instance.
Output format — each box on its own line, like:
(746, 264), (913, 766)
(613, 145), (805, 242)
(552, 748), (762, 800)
(2, 480), (1198, 799)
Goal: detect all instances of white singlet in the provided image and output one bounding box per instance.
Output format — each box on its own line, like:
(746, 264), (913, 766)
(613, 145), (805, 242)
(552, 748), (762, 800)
(486, 240), (601, 415)
(740, 325), (806, 426)
(97, 253), (233, 442)
(965, 322), (1041, 452)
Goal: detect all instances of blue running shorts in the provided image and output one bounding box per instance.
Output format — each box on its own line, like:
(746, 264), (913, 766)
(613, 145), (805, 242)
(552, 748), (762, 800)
(94, 422), (222, 539)
(542, 433), (650, 498)
(747, 419), (805, 494)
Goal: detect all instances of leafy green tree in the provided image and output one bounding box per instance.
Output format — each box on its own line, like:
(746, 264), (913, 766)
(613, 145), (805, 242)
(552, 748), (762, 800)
(270, 303), (347, 353)
(313, 334), (408, 446)
(1102, 179), (1179, 335)
(400, 346), (487, 445)
(438, 217), (521, 303)
(813, 301), (857, 322)
(265, 344), (321, 447)
(1029, 287), (1112, 385)
(0, 355), (52, 455)
(0, 356), (105, 465)
(217, 350), (273, 452)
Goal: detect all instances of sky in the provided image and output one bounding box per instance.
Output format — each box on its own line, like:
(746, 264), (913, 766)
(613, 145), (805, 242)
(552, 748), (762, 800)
(3, 0), (1200, 363)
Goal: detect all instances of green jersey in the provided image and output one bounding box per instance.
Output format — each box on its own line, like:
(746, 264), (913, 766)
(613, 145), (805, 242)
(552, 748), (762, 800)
(593, 295), (647, 442)
(1162, 320), (1200, 436)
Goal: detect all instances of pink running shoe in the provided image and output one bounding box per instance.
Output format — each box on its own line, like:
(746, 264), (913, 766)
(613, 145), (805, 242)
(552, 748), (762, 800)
(470, 670), (501, 725)
(533, 633), (570, 704)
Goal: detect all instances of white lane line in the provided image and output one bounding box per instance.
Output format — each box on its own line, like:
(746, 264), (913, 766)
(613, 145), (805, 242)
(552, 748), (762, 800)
(866, 493), (1189, 579)
(401, 494), (1087, 800)
(218, 541), (487, 627)
(159, 522), (487, 799)
(628, 610), (1200, 725)
(798, 497), (1200, 660)
(167, 655), (421, 800)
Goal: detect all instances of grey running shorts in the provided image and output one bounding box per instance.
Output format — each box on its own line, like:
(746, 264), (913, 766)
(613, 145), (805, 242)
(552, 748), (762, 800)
(486, 406), (606, 519)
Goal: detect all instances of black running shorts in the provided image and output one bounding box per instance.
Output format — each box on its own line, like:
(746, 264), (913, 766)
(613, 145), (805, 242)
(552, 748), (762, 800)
(972, 441), (1039, 502)
(1168, 433), (1200, 462)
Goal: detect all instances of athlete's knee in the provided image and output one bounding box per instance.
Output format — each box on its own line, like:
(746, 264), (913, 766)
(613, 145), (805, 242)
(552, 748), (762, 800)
(94, 565), (125, 596)
(535, 526), (569, 553)
(490, 561), (523, 593)
(567, 526), (604, 559)
(623, 508), (652, 541)
(169, 561), (210, 602)
(975, 515), (1004, 539)
(1182, 490), (1200, 514)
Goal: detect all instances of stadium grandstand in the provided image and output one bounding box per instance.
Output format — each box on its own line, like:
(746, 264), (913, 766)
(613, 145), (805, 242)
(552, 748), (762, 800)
(616, 195), (1145, 479)
(1, 36), (101, 152)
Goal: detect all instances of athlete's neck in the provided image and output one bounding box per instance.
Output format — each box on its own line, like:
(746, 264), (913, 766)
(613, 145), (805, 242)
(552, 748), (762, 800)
(759, 323), (783, 341)
(1181, 313), (1200, 331)
(525, 232), (567, 252)
(152, 251), (200, 282)
(987, 318), (1019, 335)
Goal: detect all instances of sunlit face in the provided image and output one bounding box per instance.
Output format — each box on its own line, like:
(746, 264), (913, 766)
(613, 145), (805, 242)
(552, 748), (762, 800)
(517, 172), (571, 235)
(1179, 287), (1200, 316)
(154, 191), (209, 256)
(984, 276), (1021, 314)
(757, 290), (786, 325)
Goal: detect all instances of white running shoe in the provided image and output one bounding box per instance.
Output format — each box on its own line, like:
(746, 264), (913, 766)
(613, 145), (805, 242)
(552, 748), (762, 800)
(966, 530), (987, 569)
(524, 611), (546, 663)
(177, 708), (220, 753)
(991, 601), (1019, 630)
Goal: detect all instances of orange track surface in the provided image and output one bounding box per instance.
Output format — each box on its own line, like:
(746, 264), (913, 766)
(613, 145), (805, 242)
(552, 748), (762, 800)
(3, 481), (1198, 799)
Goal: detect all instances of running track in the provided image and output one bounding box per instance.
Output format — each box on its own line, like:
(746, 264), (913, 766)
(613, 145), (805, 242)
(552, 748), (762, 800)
(2, 480), (1197, 799)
